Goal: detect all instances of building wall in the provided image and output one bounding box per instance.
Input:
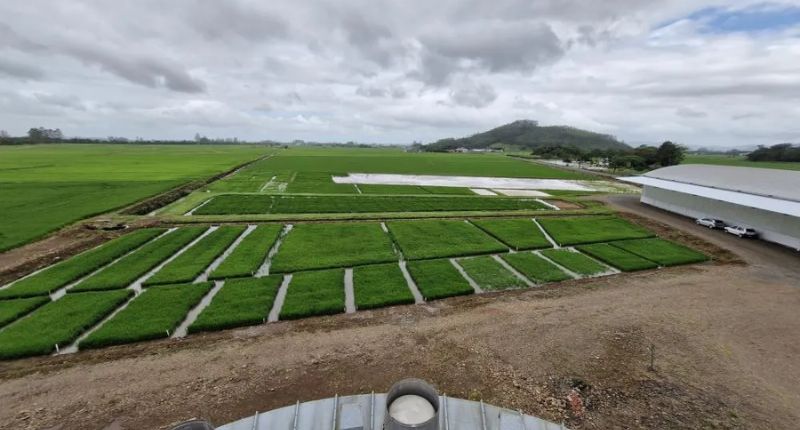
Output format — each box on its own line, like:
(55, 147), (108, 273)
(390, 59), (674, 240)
(642, 186), (800, 250)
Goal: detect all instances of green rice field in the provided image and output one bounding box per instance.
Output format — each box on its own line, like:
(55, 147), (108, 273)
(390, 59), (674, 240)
(387, 220), (508, 260)
(406, 259), (475, 300)
(189, 277), (282, 333)
(209, 225), (283, 279)
(500, 252), (572, 283)
(610, 238), (709, 266)
(471, 218), (552, 250)
(457, 256), (527, 291)
(537, 216), (653, 246)
(0, 296), (50, 328)
(279, 269), (345, 320)
(576, 243), (659, 271)
(353, 263), (415, 309)
(539, 249), (608, 276)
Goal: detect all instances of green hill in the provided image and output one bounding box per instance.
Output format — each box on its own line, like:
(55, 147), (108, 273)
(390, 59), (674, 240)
(424, 120), (630, 152)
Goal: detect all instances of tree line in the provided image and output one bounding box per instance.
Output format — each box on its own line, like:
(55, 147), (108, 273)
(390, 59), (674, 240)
(746, 143), (800, 162)
(530, 141), (686, 171)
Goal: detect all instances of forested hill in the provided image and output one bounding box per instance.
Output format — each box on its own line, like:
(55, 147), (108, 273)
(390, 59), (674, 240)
(424, 120), (630, 152)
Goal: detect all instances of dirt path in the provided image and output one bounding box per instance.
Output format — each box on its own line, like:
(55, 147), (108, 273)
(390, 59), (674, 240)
(1, 199), (799, 430)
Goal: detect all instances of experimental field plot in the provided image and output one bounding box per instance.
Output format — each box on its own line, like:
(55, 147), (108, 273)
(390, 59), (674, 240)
(576, 243), (659, 271)
(0, 296), (50, 328)
(406, 259), (475, 300)
(286, 172), (358, 194)
(279, 269), (345, 320)
(189, 276), (282, 333)
(0, 228), (164, 299)
(80, 282), (213, 349)
(358, 184), (475, 195)
(193, 194), (550, 215)
(70, 227), (207, 292)
(457, 256), (527, 291)
(501, 252), (572, 283)
(540, 249), (608, 276)
(0, 290), (131, 359)
(270, 222), (397, 273)
(610, 238), (708, 266)
(538, 216), (653, 246)
(353, 263), (415, 310)
(209, 225), (283, 279)
(471, 218), (552, 250)
(386, 220), (508, 260)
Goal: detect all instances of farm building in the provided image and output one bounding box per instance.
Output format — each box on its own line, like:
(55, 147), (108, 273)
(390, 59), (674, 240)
(622, 165), (800, 250)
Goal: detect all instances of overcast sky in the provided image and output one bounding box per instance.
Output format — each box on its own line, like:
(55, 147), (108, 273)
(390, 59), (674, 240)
(1, 1), (799, 147)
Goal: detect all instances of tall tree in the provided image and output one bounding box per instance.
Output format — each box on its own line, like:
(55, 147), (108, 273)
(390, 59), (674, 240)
(655, 141), (685, 166)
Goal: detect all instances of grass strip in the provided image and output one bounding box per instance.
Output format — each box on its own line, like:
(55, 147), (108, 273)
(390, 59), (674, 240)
(209, 225), (283, 279)
(540, 249), (607, 276)
(195, 194), (549, 215)
(353, 263), (414, 310)
(610, 238), (708, 266)
(406, 259), (474, 300)
(279, 269), (344, 320)
(270, 222), (396, 273)
(471, 218), (552, 250)
(71, 227), (207, 292)
(386, 220), (507, 260)
(80, 282), (213, 349)
(537, 216), (653, 246)
(144, 226), (246, 286)
(501, 252), (571, 283)
(0, 229), (165, 299)
(188, 276), (282, 333)
(0, 290), (131, 359)
(457, 256), (527, 291)
(0, 296), (50, 328)
(576, 243), (659, 271)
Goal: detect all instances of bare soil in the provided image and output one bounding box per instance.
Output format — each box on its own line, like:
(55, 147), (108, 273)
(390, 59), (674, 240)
(1, 196), (798, 430)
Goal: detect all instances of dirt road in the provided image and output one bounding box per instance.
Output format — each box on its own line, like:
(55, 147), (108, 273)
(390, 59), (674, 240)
(1, 198), (799, 429)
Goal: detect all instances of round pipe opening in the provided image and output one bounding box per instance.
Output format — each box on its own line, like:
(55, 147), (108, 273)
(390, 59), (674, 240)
(384, 378), (439, 430)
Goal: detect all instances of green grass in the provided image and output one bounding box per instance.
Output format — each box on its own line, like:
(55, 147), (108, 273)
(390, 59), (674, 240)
(537, 216), (653, 246)
(195, 194), (550, 215)
(0, 296), (50, 328)
(0, 290), (131, 359)
(386, 220), (507, 260)
(470, 218), (552, 250)
(80, 282), (213, 349)
(270, 222), (397, 273)
(457, 256), (527, 291)
(576, 243), (659, 271)
(287, 171), (358, 194)
(406, 259), (474, 300)
(209, 225), (283, 279)
(501, 252), (572, 283)
(279, 269), (345, 320)
(683, 154), (800, 171)
(610, 238), (709, 266)
(358, 184), (474, 195)
(188, 276), (282, 333)
(0, 228), (164, 299)
(144, 226), (246, 286)
(539, 249), (608, 276)
(71, 227), (207, 292)
(353, 263), (414, 310)
(0, 144), (269, 252)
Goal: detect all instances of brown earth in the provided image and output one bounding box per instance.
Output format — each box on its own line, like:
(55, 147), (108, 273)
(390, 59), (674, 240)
(1, 196), (799, 429)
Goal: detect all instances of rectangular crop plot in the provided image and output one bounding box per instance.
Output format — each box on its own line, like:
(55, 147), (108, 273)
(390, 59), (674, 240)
(279, 269), (345, 320)
(457, 256), (527, 291)
(387, 220), (507, 260)
(539, 249), (608, 276)
(194, 194), (548, 215)
(0, 290), (131, 359)
(353, 263), (414, 310)
(0, 228), (164, 299)
(537, 216), (653, 246)
(0, 296), (50, 328)
(358, 184), (474, 195)
(144, 226), (246, 286)
(576, 243), (659, 271)
(71, 227), (207, 292)
(406, 259), (474, 300)
(80, 282), (213, 349)
(189, 276), (282, 333)
(270, 222), (396, 273)
(610, 238), (708, 266)
(209, 225), (283, 279)
(287, 171), (357, 194)
(501, 252), (571, 283)
(471, 218), (552, 250)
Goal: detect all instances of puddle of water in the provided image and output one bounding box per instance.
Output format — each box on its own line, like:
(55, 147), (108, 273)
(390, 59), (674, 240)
(267, 274), (292, 322)
(399, 261), (424, 304)
(172, 280), (225, 338)
(256, 224), (293, 277)
(344, 269), (356, 313)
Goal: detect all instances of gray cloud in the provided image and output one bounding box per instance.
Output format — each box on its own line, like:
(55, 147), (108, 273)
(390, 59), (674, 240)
(449, 80), (497, 108)
(0, 58), (43, 80)
(184, 0), (287, 42)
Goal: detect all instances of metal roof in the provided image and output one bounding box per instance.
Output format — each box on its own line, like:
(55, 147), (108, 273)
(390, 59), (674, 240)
(217, 393), (567, 430)
(620, 176), (800, 218)
(642, 164), (800, 203)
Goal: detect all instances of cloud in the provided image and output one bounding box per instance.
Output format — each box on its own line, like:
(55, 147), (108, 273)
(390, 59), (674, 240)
(449, 79), (497, 108)
(0, 58), (43, 80)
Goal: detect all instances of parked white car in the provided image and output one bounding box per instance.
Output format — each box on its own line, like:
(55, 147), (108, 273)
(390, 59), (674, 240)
(695, 218), (726, 229)
(724, 225), (758, 238)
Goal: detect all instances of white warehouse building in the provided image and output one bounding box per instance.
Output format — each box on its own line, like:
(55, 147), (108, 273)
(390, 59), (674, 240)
(622, 164), (800, 251)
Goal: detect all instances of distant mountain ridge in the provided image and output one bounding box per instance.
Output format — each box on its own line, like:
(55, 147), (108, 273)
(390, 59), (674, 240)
(424, 120), (630, 152)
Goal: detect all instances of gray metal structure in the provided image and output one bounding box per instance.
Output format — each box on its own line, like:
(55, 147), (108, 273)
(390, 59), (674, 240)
(216, 393), (566, 430)
(622, 165), (800, 250)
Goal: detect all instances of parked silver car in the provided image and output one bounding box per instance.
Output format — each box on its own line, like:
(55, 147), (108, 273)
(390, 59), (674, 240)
(695, 218), (726, 229)
(724, 225), (758, 238)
